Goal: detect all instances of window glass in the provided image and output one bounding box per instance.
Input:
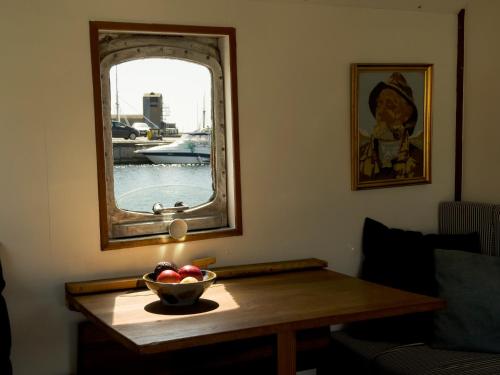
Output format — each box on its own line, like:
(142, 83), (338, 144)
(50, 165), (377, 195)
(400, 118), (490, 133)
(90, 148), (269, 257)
(114, 164), (213, 212)
(109, 58), (214, 214)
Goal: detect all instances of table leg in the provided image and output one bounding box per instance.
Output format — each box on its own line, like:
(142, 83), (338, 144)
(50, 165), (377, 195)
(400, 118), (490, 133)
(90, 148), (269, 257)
(277, 330), (296, 375)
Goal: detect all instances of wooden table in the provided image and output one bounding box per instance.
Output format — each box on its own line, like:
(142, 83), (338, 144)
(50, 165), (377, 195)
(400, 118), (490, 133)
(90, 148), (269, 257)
(66, 266), (444, 375)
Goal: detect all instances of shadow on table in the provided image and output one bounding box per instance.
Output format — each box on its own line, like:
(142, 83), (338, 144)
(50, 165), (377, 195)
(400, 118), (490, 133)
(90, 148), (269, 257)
(144, 298), (219, 315)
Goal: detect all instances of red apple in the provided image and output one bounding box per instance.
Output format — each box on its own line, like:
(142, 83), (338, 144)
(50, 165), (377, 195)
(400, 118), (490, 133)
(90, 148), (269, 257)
(178, 265), (203, 281)
(156, 269), (181, 283)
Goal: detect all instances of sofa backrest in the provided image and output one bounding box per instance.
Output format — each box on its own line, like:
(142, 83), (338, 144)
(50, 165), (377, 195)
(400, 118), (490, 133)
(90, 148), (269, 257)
(439, 201), (500, 256)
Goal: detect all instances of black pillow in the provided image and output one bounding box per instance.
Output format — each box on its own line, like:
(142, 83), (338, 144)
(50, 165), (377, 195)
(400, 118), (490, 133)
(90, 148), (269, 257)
(348, 218), (482, 343)
(360, 218), (436, 296)
(361, 218), (482, 295)
(349, 218), (434, 342)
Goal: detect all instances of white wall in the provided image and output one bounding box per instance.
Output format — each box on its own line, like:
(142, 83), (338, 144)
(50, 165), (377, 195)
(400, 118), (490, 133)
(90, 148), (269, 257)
(462, 0), (500, 202)
(0, 1), (457, 373)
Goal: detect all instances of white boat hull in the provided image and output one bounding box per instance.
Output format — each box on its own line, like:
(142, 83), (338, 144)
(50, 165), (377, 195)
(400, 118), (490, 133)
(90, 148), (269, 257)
(135, 131), (212, 164)
(143, 153), (210, 164)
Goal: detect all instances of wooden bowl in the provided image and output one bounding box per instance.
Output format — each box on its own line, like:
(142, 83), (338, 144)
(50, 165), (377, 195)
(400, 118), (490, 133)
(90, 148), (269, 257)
(143, 270), (216, 306)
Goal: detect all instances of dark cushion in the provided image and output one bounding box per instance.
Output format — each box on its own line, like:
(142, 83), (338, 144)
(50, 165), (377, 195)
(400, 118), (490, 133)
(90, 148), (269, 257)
(349, 218), (482, 343)
(360, 218), (434, 296)
(350, 218), (434, 342)
(361, 218), (482, 295)
(374, 343), (500, 375)
(0, 258), (12, 375)
(424, 232), (482, 254)
(331, 330), (500, 375)
(330, 330), (401, 374)
(331, 330), (401, 361)
(432, 249), (500, 353)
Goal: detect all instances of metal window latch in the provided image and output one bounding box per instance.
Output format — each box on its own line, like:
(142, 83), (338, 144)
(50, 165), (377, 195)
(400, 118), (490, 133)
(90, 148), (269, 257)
(152, 202), (189, 214)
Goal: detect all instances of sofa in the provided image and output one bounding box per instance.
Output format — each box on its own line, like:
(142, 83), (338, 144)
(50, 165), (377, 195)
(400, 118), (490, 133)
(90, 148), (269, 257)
(330, 201), (500, 375)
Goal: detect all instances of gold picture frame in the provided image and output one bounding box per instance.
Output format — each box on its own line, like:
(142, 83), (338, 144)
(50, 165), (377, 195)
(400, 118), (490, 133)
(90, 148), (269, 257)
(351, 63), (432, 190)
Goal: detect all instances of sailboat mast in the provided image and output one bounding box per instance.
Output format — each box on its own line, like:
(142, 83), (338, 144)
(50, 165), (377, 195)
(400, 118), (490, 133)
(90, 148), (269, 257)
(202, 93), (206, 129)
(115, 65), (120, 121)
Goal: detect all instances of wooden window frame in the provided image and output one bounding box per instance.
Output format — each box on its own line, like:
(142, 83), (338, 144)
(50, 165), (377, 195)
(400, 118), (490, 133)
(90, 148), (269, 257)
(89, 21), (242, 250)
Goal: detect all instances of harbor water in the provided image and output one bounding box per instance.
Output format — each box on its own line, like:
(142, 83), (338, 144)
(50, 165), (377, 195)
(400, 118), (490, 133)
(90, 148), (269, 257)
(113, 164), (213, 213)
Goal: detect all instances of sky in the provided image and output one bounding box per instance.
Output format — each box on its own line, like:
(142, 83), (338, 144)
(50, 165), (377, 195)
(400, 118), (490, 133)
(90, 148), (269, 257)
(110, 58), (212, 132)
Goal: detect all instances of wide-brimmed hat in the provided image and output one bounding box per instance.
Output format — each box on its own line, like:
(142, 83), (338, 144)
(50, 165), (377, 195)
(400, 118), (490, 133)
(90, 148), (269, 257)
(368, 72), (418, 134)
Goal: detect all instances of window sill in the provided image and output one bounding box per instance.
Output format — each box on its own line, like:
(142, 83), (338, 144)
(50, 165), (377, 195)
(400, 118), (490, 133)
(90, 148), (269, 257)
(102, 226), (242, 251)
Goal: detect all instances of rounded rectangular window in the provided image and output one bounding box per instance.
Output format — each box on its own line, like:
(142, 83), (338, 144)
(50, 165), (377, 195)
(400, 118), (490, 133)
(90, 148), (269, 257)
(89, 22), (242, 250)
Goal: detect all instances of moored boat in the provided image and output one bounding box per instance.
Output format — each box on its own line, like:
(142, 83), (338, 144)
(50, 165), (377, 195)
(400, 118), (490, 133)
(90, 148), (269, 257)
(135, 132), (211, 164)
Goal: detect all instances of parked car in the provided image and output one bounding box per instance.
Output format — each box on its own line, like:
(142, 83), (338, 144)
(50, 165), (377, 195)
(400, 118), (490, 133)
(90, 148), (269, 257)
(131, 122), (151, 136)
(112, 121), (140, 140)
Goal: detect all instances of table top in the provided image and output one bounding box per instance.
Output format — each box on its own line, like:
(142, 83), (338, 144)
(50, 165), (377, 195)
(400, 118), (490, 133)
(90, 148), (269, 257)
(67, 269), (444, 354)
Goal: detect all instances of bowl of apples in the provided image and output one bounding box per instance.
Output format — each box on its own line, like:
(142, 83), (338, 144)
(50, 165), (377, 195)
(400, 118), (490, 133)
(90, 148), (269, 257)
(143, 262), (217, 306)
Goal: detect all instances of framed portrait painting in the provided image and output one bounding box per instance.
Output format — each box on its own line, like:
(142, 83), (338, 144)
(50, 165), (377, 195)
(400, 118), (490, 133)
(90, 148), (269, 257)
(351, 63), (432, 190)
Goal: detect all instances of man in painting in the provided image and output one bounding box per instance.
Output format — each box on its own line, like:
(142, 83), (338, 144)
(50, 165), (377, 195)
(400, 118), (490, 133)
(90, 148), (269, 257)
(359, 72), (423, 181)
